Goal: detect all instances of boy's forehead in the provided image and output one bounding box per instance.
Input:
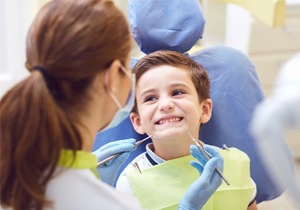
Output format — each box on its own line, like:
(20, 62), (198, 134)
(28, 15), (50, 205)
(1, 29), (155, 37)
(136, 65), (193, 89)
(140, 65), (190, 77)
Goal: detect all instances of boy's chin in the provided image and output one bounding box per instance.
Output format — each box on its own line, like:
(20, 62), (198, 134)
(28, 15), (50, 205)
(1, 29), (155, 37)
(152, 128), (188, 141)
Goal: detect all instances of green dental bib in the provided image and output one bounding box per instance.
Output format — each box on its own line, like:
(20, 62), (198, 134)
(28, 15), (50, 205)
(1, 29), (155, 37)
(126, 148), (254, 210)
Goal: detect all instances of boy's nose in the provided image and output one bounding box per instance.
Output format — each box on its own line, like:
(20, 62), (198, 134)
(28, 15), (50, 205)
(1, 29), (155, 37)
(159, 98), (174, 111)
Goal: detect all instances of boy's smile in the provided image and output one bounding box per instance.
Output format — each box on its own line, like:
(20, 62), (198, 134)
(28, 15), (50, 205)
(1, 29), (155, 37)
(154, 115), (185, 131)
(155, 116), (183, 125)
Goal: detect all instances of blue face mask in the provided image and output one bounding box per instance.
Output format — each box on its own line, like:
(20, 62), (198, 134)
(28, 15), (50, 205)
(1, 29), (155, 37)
(100, 65), (136, 132)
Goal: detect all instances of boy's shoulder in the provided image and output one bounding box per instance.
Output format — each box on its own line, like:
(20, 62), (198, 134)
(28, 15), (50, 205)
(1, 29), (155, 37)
(206, 144), (250, 160)
(218, 147), (250, 161)
(123, 151), (152, 172)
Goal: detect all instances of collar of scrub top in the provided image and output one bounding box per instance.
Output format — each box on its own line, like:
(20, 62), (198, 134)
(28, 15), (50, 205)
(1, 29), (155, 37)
(128, 0), (205, 54)
(58, 149), (99, 179)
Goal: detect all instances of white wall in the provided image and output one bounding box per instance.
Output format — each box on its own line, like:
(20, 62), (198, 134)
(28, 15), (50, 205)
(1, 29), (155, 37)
(0, 0), (41, 98)
(0, 0), (134, 98)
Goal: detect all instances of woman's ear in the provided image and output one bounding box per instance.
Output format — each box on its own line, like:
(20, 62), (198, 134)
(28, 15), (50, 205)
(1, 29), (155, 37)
(105, 60), (122, 93)
(130, 112), (145, 134)
(200, 98), (213, 124)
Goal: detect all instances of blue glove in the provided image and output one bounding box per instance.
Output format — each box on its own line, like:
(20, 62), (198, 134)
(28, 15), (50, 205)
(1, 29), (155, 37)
(93, 138), (136, 186)
(178, 145), (223, 210)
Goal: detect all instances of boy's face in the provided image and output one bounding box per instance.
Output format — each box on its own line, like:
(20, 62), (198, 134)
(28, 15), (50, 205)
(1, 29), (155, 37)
(130, 65), (212, 140)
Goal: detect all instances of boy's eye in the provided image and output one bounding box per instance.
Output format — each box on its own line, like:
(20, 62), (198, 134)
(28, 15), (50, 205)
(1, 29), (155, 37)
(172, 89), (185, 96)
(144, 95), (157, 102)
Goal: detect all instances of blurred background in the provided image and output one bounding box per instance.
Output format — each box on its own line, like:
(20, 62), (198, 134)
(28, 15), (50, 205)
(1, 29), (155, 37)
(0, 0), (299, 209)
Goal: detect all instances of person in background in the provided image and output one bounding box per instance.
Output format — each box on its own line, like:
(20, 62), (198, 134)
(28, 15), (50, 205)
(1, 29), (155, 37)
(251, 53), (300, 208)
(0, 1), (225, 210)
(116, 50), (258, 210)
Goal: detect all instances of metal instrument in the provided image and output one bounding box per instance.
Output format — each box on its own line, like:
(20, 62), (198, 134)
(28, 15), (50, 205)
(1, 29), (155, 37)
(187, 131), (230, 185)
(97, 135), (153, 166)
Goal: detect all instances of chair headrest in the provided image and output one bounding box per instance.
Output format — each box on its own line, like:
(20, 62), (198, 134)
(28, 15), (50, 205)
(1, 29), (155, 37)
(128, 0), (205, 54)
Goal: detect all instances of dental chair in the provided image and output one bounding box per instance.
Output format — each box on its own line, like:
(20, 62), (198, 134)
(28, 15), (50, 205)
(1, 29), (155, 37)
(93, 0), (294, 203)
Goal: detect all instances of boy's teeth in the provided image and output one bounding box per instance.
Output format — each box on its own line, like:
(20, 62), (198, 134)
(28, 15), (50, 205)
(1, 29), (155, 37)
(158, 117), (180, 124)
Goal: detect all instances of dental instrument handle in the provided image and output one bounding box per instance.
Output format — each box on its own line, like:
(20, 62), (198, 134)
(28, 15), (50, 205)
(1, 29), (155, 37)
(187, 131), (230, 185)
(194, 140), (230, 186)
(97, 152), (123, 166)
(97, 135), (153, 166)
(134, 135), (153, 147)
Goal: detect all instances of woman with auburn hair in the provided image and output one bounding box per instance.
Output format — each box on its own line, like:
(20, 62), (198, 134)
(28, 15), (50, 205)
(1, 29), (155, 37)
(0, 0), (224, 209)
(0, 0), (139, 209)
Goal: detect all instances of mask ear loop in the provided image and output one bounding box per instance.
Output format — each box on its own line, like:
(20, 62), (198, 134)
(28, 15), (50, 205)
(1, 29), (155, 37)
(104, 69), (122, 109)
(120, 64), (132, 80)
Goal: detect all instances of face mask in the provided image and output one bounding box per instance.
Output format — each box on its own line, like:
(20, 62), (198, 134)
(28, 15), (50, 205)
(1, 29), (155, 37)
(100, 65), (136, 132)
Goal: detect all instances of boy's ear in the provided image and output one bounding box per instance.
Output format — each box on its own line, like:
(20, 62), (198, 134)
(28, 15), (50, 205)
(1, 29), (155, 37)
(130, 112), (145, 134)
(200, 98), (213, 124)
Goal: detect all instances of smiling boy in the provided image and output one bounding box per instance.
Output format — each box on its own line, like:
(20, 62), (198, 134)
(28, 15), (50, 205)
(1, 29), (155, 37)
(116, 50), (257, 210)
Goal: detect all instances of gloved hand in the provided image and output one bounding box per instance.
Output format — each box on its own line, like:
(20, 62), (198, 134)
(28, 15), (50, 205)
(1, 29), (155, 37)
(93, 138), (136, 186)
(178, 144), (223, 210)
